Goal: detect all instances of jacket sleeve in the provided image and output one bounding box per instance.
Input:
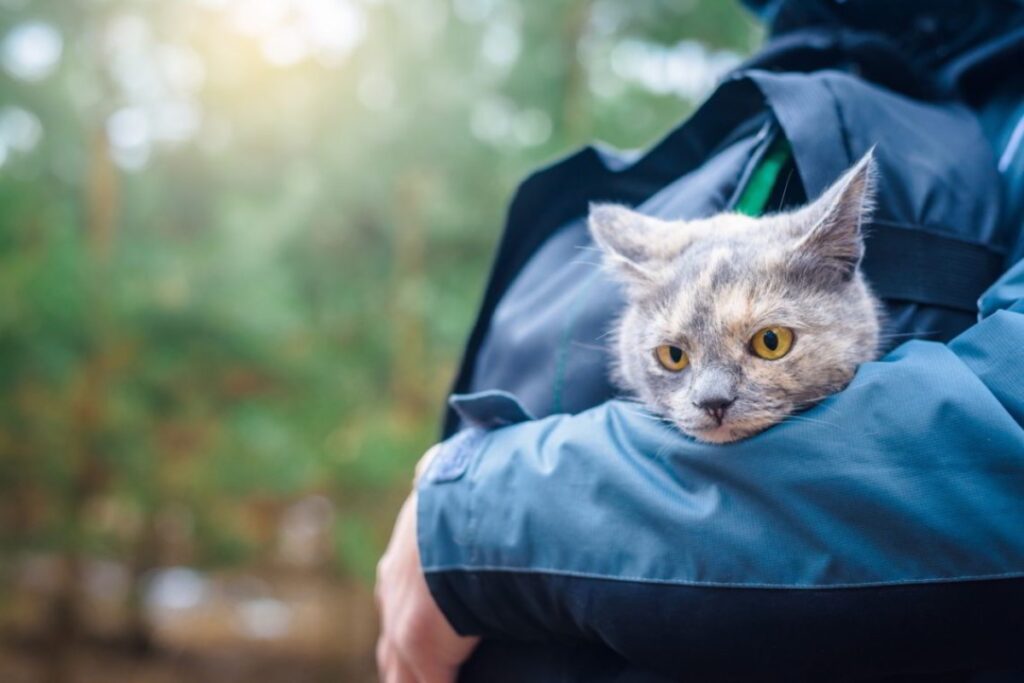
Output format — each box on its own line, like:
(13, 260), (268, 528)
(417, 257), (1024, 681)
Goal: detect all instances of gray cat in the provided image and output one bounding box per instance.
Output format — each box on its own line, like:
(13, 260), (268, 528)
(589, 151), (882, 443)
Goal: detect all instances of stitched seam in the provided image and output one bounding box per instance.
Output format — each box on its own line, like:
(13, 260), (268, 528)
(822, 77), (854, 169)
(550, 269), (602, 414)
(422, 564), (1024, 590)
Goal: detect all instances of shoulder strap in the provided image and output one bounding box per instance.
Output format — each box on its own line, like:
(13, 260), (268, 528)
(734, 128), (1006, 312)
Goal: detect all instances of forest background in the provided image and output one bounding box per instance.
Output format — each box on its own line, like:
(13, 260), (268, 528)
(0, 0), (759, 680)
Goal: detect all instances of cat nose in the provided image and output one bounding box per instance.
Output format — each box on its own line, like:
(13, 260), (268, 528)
(694, 397), (736, 425)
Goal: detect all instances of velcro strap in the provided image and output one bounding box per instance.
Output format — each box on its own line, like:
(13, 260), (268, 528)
(863, 223), (1006, 312)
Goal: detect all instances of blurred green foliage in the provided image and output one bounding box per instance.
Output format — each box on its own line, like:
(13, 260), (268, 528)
(0, 0), (759, 583)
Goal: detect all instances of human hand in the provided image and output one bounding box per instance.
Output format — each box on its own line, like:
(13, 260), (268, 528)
(375, 446), (480, 683)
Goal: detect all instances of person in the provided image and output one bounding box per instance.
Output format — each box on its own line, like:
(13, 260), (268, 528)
(376, 1), (1024, 681)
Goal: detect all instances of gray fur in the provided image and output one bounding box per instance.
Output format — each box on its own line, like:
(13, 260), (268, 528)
(589, 151), (881, 443)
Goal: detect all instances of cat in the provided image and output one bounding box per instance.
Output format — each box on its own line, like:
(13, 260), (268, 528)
(588, 151), (882, 444)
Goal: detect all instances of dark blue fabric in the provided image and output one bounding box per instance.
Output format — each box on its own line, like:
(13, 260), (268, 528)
(449, 575), (1024, 682)
(740, 0), (1024, 94)
(470, 129), (767, 419)
(977, 74), (1024, 264)
(420, 10), (1024, 682)
(456, 67), (1007, 430)
(424, 262), (1024, 682)
(423, 291), (1024, 589)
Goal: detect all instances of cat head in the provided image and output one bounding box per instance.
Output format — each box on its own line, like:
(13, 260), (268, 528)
(589, 151), (881, 443)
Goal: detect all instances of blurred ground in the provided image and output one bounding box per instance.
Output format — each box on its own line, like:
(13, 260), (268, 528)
(1, 643), (375, 683)
(2, 555), (377, 682)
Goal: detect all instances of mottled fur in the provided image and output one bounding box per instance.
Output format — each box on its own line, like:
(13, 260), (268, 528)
(590, 152), (882, 443)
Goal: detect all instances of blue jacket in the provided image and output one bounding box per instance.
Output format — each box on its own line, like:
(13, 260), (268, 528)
(418, 3), (1024, 680)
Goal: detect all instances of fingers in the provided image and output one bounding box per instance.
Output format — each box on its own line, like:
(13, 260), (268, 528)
(387, 653), (418, 683)
(376, 635), (389, 677)
(414, 444), (442, 483)
(375, 486), (477, 683)
(378, 636), (421, 683)
(414, 660), (459, 683)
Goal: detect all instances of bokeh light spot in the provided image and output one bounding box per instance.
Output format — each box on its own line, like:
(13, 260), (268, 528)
(1, 21), (63, 82)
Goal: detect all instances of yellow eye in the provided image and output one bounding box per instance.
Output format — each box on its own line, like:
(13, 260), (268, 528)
(655, 345), (689, 372)
(750, 326), (794, 360)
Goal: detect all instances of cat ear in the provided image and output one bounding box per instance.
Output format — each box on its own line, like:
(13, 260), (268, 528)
(588, 203), (694, 291)
(791, 149), (876, 285)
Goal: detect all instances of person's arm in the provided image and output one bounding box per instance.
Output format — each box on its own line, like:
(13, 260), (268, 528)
(375, 478), (480, 683)
(415, 257), (1024, 681)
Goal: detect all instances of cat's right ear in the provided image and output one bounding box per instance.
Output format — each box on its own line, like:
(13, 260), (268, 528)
(588, 204), (690, 293)
(789, 150), (876, 286)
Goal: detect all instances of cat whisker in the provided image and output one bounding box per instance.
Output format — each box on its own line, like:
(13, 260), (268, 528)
(654, 442), (676, 461)
(776, 167), (795, 212)
(570, 341), (607, 353)
(627, 408), (672, 424)
(877, 330), (941, 340)
(592, 154), (882, 446)
(795, 395), (844, 410)
(621, 402), (676, 427)
(779, 413), (841, 430)
(792, 380), (886, 417)
(793, 395), (861, 419)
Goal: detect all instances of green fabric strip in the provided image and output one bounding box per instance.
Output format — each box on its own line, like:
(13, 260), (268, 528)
(735, 136), (791, 217)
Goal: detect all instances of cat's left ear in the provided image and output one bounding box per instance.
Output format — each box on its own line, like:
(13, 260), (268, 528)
(791, 149), (877, 284)
(588, 203), (695, 293)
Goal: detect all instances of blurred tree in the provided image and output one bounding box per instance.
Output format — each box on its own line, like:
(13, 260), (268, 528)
(0, 0), (759, 676)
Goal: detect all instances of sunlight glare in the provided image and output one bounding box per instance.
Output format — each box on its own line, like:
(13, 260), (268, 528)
(262, 26), (309, 66)
(215, 0), (365, 67)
